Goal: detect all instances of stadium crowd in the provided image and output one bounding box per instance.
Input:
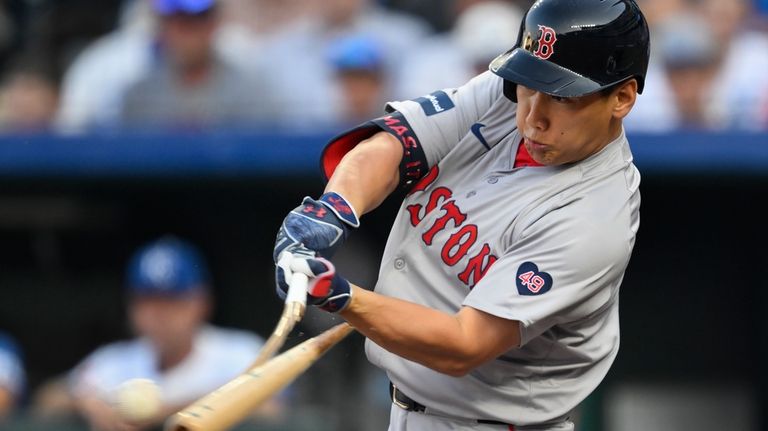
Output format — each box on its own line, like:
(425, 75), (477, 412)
(0, 0), (767, 134)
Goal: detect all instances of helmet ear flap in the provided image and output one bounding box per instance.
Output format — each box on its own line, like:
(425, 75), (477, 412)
(503, 80), (518, 103)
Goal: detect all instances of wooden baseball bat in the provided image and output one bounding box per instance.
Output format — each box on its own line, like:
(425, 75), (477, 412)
(164, 322), (355, 431)
(248, 273), (308, 368)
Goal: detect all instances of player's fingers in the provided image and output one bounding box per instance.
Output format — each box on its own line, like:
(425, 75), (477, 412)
(290, 257), (336, 299)
(289, 256), (333, 278)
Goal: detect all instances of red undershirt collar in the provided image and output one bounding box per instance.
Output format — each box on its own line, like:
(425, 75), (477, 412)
(513, 139), (544, 168)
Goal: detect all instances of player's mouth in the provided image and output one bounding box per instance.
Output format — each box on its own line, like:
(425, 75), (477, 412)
(524, 137), (548, 152)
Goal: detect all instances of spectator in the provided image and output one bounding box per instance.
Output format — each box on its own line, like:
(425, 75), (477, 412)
(218, 0), (311, 39)
(622, 0), (684, 132)
(119, 0), (282, 130)
(394, 0), (524, 98)
(634, 0), (685, 27)
(34, 235), (279, 430)
(697, 0), (768, 130)
(327, 34), (388, 126)
(0, 59), (59, 133)
(0, 331), (25, 421)
(629, 0), (768, 131)
(254, 0), (433, 130)
(54, 0), (157, 133)
(656, 12), (719, 129)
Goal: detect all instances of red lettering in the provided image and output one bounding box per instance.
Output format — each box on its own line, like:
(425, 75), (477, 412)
(518, 271), (534, 285)
(441, 225), (478, 266)
(389, 125), (409, 136)
(406, 204), (422, 226)
(407, 186), (451, 226)
(519, 271), (546, 293)
(422, 200), (466, 245)
(383, 115), (409, 136)
(458, 244), (498, 287)
(405, 161), (422, 169)
(407, 166), (439, 196)
(383, 115), (399, 126)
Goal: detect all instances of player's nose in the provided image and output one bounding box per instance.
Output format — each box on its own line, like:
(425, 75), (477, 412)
(525, 92), (549, 132)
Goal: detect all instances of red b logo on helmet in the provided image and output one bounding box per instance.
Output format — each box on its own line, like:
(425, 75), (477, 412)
(533, 25), (557, 60)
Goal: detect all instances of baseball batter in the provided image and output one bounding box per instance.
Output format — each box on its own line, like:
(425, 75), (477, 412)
(273, 0), (649, 429)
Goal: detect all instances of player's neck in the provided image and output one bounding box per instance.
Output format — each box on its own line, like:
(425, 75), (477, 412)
(591, 120), (624, 157)
(177, 59), (214, 87)
(158, 341), (194, 371)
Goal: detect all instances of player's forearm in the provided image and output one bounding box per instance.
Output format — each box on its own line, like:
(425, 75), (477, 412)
(324, 132), (401, 216)
(340, 285), (511, 377)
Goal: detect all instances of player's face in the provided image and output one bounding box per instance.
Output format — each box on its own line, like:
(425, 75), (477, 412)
(129, 294), (209, 353)
(515, 81), (637, 166)
(160, 12), (217, 70)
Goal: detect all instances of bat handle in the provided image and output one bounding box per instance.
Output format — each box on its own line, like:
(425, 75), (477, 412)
(286, 272), (308, 307)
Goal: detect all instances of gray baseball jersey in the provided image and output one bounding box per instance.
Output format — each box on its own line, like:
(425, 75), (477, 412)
(357, 71), (640, 427)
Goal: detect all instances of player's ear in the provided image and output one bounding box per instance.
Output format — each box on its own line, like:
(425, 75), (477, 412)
(611, 79), (638, 120)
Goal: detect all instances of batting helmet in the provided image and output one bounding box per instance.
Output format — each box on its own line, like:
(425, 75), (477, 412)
(125, 236), (210, 297)
(490, 0), (650, 101)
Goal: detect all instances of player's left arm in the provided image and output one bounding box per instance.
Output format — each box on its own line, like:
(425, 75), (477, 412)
(279, 252), (519, 376)
(343, 285), (520, 377)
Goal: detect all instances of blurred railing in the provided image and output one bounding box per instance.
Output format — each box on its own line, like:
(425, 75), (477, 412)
(0, 131), (766, 178)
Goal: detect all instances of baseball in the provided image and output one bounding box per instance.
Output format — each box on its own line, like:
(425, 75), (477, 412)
(113, 378), (162, 423)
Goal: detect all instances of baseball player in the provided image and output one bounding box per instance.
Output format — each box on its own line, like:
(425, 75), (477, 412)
(274, 0), (649, 429)
(67, 236), (271, 430)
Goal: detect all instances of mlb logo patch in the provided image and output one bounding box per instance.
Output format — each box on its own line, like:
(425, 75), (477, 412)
(516, 262), (553, 296)
(414, 91), (455, 116)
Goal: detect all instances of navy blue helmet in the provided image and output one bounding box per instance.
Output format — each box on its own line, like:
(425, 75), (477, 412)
(490, 0), (650, 101)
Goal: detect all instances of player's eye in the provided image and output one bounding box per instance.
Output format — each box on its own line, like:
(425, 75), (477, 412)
(550, 95), (572, 103)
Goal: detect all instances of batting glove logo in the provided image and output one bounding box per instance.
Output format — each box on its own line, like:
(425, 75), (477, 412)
(516, 262), (553, 295)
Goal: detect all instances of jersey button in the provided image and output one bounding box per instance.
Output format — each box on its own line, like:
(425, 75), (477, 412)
(394, 258), (406, 270)
(487, 176), (499, 184)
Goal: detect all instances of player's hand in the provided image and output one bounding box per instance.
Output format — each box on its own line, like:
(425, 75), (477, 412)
(273, 192), (360, 262)
(275, 248), (351, 313)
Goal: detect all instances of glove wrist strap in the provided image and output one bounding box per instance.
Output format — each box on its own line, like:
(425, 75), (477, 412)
(316, 276), (352, 313)
(318, 192), (360, 228)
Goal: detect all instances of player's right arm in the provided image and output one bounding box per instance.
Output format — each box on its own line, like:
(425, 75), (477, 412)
(273, 73), (504, 305)
(273, 73), (502, 263)
(272, 131), (403, 309)
(323, 131), (401, 216)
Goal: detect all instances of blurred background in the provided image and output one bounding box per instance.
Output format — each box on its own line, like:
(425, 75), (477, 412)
(0, 0), (767, 430)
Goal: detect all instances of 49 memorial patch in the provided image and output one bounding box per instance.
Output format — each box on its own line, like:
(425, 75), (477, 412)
(516, 262), (553, 296)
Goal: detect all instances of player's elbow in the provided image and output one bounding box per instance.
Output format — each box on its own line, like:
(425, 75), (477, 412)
(432, 363), (470, 377)
(430, 356), (482, 377)
(440, 364), (473, 377)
